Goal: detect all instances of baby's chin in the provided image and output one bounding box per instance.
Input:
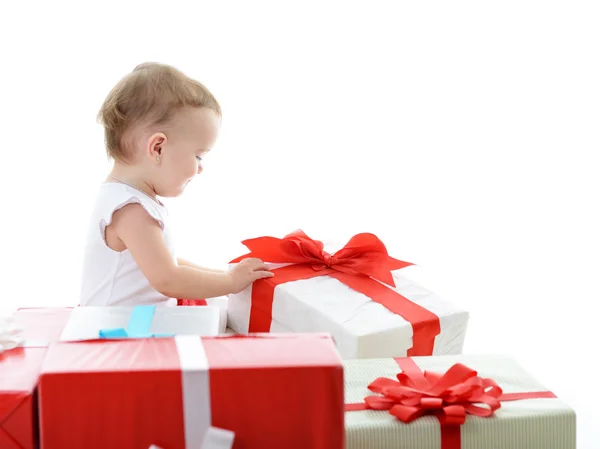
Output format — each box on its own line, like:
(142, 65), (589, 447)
(156, 187), (184, 198)
(157, 179), (194, 198)
(171, 180), (193, 197)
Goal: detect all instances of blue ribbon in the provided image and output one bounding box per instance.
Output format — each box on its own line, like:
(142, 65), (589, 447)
(99, 305), (174, 339)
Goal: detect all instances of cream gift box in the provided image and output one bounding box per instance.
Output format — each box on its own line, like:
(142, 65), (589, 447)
(344, 354), (575, 449)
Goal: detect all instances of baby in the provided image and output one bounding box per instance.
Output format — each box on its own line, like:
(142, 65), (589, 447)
(80, 62), (273, 306)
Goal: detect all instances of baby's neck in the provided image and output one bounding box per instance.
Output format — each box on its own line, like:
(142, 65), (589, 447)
(107, 164), (158, 201)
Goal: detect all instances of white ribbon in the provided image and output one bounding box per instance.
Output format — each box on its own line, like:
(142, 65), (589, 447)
(0, 316), (23, 353)
(114, 335), (233, 449)
(174, 336), (234, 449)
(148, 427), (234, 449)
(200, 427), (235, 449)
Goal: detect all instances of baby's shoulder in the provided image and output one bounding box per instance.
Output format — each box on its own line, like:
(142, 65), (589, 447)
(94, 183), (168, 229)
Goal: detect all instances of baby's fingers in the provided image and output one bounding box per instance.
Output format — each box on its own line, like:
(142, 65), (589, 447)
(250, 261), (271, 272)
(243, 258), (270, 270)
(253, 270), (275, 280)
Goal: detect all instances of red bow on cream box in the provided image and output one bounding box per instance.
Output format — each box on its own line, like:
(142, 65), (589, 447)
(344, 355), (575, 449)
(228, 230), (469, 359)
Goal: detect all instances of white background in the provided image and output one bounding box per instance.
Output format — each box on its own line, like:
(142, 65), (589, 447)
(1, 1), (598, 447)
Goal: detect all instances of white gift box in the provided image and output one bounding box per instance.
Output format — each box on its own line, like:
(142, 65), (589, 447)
(172, 296), (228, 334)
(344, 354), (576, 449)
(60, 305), (221, 341)
(228, 256), (469, 359)
(203, 296), (228, 334)
(0, 315), (22, 352)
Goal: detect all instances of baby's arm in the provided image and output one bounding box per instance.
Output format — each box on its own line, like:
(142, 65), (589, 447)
(177, 258), (226, 273)
(109, 204), (273, 299)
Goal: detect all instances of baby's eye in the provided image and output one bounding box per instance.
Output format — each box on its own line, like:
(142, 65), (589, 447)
(196, 156), (203, 162)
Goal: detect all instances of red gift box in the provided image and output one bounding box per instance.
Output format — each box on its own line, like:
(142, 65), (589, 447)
(38, 334), (344, 449)
(0, 307), (72, 449)
(0, 347), (47, 449)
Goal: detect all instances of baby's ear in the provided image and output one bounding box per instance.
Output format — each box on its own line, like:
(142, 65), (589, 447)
(147, 132), (167, 158)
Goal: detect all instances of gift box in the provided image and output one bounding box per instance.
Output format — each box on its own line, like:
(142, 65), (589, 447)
(60, 305), (221, 340)
(38, 334), (344, 449)
(0, 347), (47, 449)
(0, 308), (73, 449)
(227, 230), (469, 359)
(1, 314), (22, 352)
(176, 296), (229, 334)
(13, 307), (72, 346)
(344, 354), (576, 449)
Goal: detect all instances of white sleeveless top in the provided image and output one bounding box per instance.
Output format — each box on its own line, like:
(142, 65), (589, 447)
(80, 183), (176, 307)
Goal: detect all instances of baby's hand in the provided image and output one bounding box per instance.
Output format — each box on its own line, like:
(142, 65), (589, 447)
(228, 258), (274, 293)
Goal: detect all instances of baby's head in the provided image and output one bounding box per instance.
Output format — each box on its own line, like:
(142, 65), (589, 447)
(98, 62), (221, 197)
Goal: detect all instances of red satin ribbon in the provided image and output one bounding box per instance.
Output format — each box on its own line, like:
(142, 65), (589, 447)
(231, 230), (441, 356)
(345, 357), (557, 449)
(176, 298), (208, 306)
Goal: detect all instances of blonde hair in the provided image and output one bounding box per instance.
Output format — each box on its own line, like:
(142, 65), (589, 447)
(98, 62), (221, 161)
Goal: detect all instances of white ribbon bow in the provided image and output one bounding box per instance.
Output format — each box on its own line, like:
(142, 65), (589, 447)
(149, 426), (235, 449)
(0, 316), (23, 353)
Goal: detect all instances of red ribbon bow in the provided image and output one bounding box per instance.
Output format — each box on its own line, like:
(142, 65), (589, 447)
(345, 357), (557, 449)
(231, 229), (413, 287)
(365, 362), (502, 425)
(231, 230), (442, 356)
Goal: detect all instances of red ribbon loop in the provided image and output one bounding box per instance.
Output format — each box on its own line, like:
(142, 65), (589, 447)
(230, 229), (413, 287)
(364, 362), (503, 425)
